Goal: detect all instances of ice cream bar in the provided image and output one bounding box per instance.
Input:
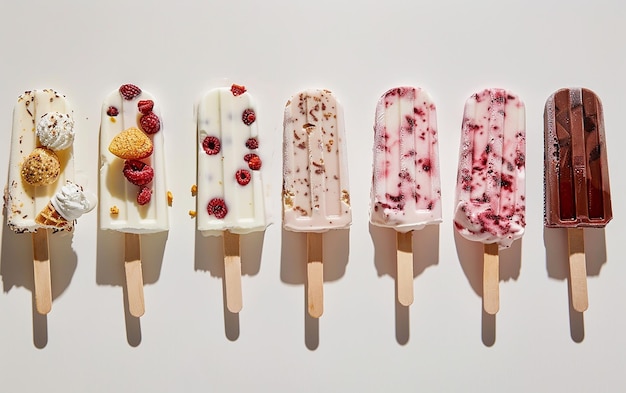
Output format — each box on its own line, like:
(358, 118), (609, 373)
(543, 87), (611, 313)
(6, 89), (75, 233)
(282, 88), (351, 317)
(98, 83), (168, 317)
(453, 88), (526, 315)
(544, 87), (612, 228)
(196, 84), (267, 313)
(196, 85), (266, 236)
(99, 84), (168, 234)
(370, 86), (441, 307)
(282, 89), (351, 233)
(5, 89), (94, 315)
(453, 89), (526, 249)
(370, 86), (442, 231)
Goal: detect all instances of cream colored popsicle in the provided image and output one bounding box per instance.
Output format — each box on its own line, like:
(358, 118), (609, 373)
(99, 83), (168, 317)
(196, 83), (267, 312)
(453, 88), (526, 314)
(282, 89), (351, 318)
(6, 89), (94, 314)
(370, 86), (442, 306)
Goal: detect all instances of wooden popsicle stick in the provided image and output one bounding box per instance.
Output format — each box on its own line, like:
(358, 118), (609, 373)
(396, 231), (414, 306)
(125, 233), (145, 318)
(32, 229), (52, 315)
(483, 243), (499, 315)
(567, 227), (588, 312)
(307, 232), (324, 318)
(223, 231), (243, 313)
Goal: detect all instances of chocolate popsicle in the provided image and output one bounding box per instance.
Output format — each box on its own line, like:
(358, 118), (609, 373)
(544, 87), (612, 312)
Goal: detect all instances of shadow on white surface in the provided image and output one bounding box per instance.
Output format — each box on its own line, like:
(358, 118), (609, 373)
(454, 226), (522, 346)
(194, 230), (264, 340)
(543, 227), (608, 342)
(370, 223), (440, 345)
(96, 229), (167, 345)
(1, 222), (77, 348)
(280, 228), (350, 350)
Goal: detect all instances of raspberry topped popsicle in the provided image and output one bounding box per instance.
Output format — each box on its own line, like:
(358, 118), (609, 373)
(196, 83), (267, 313)
(99, 83), (168, 317)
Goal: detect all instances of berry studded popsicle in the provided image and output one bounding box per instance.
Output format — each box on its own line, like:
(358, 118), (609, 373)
(370, 87), (442, 306)
(283, 89), (351, 318)
(453, 88), (526, 315)
(6, 89), (96, 314)
(544, 87), (612, 312)
(99, 83), (168, 317)
(196, 83), (267, 313)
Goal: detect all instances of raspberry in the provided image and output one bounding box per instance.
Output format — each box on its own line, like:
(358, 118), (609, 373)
(235, 169), (251, 185)
(231, 84), (247, 96)
(140, 112), (161, 134)
(242, 108), (256, 125)
(245, 138), (259, 149)
(106, 106), (119, 116)
(202, 136), (221, 155)
(123, 159), (154, 186)
(248, 155), (262, 170)
(119, 84), (142, 100)
(138, 100), (154, 115)
(207, 198), (228, 219)
(243, 153), (255, 162)
(137, 186), (152, 205)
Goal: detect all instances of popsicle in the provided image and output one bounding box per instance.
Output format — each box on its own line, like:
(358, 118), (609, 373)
(196, 83), (267, 313)
(453, 88), (526, 314)
(6, 89), (95, 314)
(283, 89), (351, 318)
(99, 83), (168, 317)
(544, 87), (612, 312)
(370, 86), (442, 306)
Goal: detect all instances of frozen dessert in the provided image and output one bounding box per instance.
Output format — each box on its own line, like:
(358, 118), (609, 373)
(196, 83), (268, 313)
(99, 83), (168, 233)
(5, 89), (93, 314)
(544, 87), (612, 312)
(370, 86), (442, 306)
(453, 88), (526, 314)
(99, 83), (168, 317)
(196, 84), (266, 236)
(282, 88), (351, 317)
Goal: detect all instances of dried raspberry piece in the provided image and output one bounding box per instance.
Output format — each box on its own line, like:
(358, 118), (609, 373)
(123, 159), (154, 186)
(245, 138), (259, 149)
(235, 169), (251, 185)
(242, 108), (256, 125)
(231, 84), (247, 96)
(248, 155), (262, 170)
(243, 153), (256, 162)
(202, 136), (221, 155)
(137, 186), (152, 205)
(106, 106), (119, 116)
(119, 84), (142, 100)
(140, 112), (161, 134)
(138, 100), (154, 115)
(207, 198), (227, 219)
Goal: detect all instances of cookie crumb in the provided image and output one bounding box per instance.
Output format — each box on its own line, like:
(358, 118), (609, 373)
(110, 206), (119, 215)
(189, 210), (197, 217)
(191, 184), (197, 196)
(167, 191), (173, 206)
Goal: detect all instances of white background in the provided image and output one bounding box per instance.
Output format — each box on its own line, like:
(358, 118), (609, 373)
(1, 1), (625, 392)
